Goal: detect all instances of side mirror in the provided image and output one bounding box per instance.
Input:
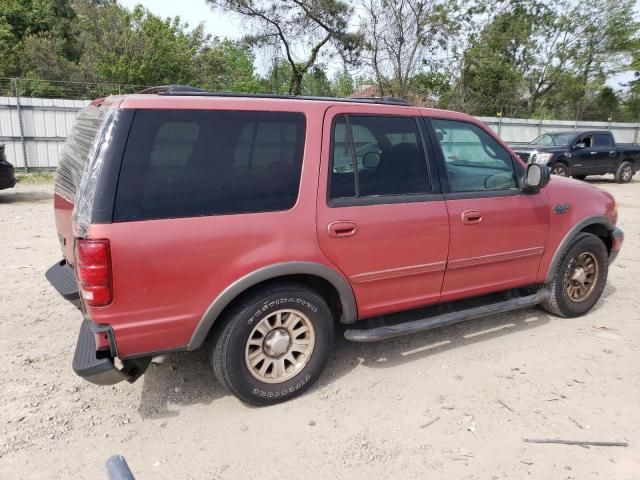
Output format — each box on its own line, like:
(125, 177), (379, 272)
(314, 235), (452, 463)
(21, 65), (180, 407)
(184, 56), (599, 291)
(523, 163), (550, 191)
(574, 142), (586, 150)
(362, 151), (381, 169)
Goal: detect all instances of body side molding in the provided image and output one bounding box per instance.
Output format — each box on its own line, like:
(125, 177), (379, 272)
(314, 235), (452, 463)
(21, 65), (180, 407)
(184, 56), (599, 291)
(187, 262), (358, 350)
(544, 215), (613, 283)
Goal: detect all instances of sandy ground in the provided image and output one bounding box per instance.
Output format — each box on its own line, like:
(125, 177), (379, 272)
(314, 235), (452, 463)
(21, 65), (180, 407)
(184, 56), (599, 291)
(1, 177), (639, 480)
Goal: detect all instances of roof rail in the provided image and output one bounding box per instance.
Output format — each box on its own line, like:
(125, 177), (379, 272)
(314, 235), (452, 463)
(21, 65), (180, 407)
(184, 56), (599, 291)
(136, 85), (207, 95)
(349, 96), (409, 105)
(136, 85), (411, 106)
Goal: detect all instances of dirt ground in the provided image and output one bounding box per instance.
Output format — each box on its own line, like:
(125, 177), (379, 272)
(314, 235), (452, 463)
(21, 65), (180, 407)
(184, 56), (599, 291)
(1, 177), (639, 480)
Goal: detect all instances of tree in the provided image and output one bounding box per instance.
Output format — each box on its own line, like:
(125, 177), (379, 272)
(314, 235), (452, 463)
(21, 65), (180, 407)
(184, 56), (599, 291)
(208, 0), (362, 95)
(332, 70), (354, 97)
(0, 0), (78, 77)
(194, 39), (261, 93)
(561, 0), (639, 119)
(360, 0), (465, 99)
(447, 0), (551, 116)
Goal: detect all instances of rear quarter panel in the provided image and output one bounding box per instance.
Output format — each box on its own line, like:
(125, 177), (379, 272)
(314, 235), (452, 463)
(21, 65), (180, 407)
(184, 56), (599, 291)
(86, 102), (334, 358)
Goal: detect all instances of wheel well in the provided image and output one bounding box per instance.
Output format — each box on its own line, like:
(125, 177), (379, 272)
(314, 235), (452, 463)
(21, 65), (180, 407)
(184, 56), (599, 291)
(204, 275), (344, 343)
(580, 223), (611, 253)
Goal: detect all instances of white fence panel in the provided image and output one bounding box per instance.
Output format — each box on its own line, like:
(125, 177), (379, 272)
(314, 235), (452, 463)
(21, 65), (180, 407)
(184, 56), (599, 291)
(479, 116), (640, 146)
(0, 96), (90, 168)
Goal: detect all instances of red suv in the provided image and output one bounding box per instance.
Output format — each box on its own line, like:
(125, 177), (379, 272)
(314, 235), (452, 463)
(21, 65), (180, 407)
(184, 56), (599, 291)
(47, 86), (623, 405)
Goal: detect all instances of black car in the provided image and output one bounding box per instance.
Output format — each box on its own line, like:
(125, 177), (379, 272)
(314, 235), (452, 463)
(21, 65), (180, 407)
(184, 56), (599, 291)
(513, 130), (640, 183)
(0, 144), (16, 190)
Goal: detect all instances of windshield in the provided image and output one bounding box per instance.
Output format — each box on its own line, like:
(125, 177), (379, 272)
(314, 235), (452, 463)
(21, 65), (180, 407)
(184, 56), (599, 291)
(530, 133), (573, 146)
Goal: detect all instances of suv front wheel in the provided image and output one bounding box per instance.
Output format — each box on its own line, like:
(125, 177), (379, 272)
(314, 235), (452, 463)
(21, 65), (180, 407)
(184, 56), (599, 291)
(542, 232), (608, 317)
(211, 282), (334, 405)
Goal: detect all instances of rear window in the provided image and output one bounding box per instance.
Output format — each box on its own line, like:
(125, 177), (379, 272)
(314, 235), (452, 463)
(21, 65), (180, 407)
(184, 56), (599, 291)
(55, 106), (108, 202)
(114, 110), (306, 221)
(593, 133), (613, 147)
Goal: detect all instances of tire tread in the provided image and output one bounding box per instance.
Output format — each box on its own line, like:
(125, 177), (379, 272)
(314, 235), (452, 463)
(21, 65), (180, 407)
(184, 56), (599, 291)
(210, 281), (332, 405)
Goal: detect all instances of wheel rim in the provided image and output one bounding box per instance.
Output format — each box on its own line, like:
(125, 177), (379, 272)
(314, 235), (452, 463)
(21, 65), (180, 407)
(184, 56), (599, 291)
(563, 252), (599, 303)
(245, 309), (315, 384)
(622, 166), (632, 181)
(552, 166), (567, 176)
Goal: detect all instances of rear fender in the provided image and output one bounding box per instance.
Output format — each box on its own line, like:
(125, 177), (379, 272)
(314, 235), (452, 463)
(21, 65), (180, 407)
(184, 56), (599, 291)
(187, 262), (357, 350)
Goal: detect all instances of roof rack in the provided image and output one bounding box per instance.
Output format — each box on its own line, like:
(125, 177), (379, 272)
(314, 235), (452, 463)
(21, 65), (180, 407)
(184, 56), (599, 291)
(135, 85), (411, 106)
(137, 85), (207, 95)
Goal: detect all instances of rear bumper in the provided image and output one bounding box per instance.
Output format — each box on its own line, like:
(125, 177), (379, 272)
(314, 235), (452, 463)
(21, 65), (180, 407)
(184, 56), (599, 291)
(73, 319), (127, 385)
(609, 227), (624, 264)
(46, 260), (81, 308)
(73, 319), (150, 385)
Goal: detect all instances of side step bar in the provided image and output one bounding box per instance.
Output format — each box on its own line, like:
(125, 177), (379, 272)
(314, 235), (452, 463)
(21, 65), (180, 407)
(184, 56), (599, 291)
(344, 288), (550, 343)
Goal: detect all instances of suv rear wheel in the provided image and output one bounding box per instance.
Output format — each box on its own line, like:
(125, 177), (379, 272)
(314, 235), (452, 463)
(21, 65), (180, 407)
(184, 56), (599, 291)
(211, 282), (334, 405)
(542, 232), (608, 317)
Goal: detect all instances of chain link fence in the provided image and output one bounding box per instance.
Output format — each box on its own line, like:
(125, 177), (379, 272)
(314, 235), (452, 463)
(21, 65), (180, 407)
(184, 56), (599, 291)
(0, 78), (148, 101)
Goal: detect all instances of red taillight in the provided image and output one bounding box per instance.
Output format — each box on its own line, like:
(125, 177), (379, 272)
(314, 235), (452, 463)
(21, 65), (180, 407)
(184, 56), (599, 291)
(75, 239), (112, 307)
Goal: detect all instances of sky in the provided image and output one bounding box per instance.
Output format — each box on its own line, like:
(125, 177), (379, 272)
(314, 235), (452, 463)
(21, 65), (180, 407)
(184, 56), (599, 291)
(119, 0), (243, 39)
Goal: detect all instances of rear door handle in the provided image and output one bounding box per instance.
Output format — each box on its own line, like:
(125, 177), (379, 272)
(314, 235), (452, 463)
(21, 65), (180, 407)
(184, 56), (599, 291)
(328, 221), (358, 238)
(590, 151), (597, 155)
(461, 210), (483, 225)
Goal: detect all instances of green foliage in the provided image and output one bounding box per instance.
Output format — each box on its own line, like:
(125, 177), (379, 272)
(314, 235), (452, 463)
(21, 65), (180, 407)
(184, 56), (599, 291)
(0, 0), (639, 122)
(0, 0), (261, 96)
(444, 0), (640, 120)
(332, 70), (354, 97)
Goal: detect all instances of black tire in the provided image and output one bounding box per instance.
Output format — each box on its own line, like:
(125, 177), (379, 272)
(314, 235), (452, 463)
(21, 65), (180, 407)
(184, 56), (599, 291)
(614, 161), (634, 183)
(210, 282), (334, 406)
(550, 162), (569, 177)
(572, 175), (587, 181)
(542, 232), (608, 318)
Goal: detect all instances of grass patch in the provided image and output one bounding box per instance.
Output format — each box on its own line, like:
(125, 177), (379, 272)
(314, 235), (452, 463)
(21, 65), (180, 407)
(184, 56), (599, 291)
(16, 171), (55, 184)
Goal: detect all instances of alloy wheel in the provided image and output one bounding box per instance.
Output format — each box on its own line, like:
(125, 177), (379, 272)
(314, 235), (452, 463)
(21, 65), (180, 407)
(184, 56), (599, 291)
(563, 252), (599, 302)
(244, 309), (316, 384)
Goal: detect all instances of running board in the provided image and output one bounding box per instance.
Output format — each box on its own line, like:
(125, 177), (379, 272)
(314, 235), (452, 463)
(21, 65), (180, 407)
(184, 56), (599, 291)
(344, 288), (550, 343)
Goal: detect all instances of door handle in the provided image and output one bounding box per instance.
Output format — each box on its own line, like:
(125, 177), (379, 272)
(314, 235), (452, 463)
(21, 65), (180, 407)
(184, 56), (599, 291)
(590, 151), (597, 155)
(328, 221), (358, 238)
(461, 210), (483, 225)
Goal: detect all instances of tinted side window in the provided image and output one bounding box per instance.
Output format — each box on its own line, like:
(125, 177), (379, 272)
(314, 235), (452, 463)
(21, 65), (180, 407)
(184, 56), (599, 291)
(431, 119), (517, 193)
(114, 110), (305, 221)
(329, 115), (429, 201)
(593, 133), (612, 147)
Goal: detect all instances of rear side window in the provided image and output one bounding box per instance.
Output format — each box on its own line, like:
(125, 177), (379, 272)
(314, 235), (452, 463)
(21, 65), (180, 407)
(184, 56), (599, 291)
(593, 133), (612, 147)
(329, 115), (430, 202)
(114, 110), (306, 221)
(55, 106), (108, 202)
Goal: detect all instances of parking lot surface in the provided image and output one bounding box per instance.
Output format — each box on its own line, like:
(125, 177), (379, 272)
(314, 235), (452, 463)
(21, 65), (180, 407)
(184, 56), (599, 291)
(1, 178), (639, 479)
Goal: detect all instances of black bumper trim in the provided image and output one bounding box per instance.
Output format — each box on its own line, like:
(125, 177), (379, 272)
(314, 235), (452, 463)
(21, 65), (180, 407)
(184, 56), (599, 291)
(46, 260), (81, 308)
(73, 320), (151, 386)
(609, 227), (623, 264)
(73, 319), (126, 385)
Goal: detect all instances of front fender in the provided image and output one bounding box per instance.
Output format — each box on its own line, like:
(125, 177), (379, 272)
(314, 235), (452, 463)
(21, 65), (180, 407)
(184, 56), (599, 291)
(542, 215), (613, 283)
